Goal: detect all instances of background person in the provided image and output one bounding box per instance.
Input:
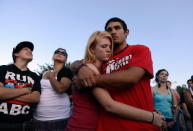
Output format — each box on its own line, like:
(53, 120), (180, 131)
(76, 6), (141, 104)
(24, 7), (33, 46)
(33, 48), (73, 131)
(152, 69), (179, 131)
(0, 41), (41, 131)
(184, 79), (193, 129)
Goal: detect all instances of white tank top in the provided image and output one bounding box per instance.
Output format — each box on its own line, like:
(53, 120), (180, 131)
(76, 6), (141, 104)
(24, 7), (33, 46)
(33, 79), (71, 121)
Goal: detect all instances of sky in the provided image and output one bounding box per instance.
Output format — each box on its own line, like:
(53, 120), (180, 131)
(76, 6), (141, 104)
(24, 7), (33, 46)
(0, 0), (193, 88)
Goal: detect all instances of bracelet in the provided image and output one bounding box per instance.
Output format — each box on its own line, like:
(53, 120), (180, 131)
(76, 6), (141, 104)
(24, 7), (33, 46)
(75, 64), (87, 75)
(151, 112), (154, 123)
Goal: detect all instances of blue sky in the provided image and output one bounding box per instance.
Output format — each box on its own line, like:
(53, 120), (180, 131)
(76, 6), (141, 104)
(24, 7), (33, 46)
(0, 0), (193, 87)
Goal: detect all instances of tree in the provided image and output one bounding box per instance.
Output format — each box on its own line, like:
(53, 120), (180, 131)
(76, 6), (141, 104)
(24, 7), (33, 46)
(34, 62), (71, 76)
(176, 84), (188, 95)
(35, 63), (53, 76)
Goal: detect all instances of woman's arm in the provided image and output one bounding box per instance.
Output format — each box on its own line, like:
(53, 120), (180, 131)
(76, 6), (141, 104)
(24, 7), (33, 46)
(49, 77), (72, 93)
(170, 89), (179, 121)
(182, 103), (192, 120)
(151, 87), (154, 97)
(92, 87), (164, 127)
(46, 71), (72, 93)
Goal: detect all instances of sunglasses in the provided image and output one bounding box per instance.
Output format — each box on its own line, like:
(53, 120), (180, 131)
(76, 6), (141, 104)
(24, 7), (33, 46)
(54, 50), (67, 56)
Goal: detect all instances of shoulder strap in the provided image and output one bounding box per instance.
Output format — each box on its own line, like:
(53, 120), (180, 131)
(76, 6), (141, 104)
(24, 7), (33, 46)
(153, 86), (158, 94)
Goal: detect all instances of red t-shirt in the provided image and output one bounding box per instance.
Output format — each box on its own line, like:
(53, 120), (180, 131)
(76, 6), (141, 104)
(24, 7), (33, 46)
(66, 65), (100, 131)
(97, 45), (160, 131)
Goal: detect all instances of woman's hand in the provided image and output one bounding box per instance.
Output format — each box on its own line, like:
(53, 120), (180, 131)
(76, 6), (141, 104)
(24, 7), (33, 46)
(46, 70), (56, 80)
(167, 120), (175, 128)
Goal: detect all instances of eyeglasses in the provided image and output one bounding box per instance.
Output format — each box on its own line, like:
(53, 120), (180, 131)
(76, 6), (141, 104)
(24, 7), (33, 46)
(54, 50), (67, 56)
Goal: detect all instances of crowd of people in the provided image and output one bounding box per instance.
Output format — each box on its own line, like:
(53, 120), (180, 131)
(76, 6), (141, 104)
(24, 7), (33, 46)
(0, 17), (192, 131)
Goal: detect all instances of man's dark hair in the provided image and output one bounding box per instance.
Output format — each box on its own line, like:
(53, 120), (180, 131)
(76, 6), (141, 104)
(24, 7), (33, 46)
(166, 80), (171, 84)
(187, 79), (193, 84)
(105, 17), (128, 31)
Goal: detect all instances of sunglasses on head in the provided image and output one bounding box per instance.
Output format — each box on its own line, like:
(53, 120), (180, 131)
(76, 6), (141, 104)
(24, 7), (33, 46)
(54, 50), (67, 56)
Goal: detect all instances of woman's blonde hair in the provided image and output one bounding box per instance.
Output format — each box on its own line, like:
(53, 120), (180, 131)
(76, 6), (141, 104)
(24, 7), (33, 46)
(84, 31), (113, 63)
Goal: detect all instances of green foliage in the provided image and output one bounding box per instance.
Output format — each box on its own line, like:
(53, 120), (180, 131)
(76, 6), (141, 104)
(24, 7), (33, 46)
(176, 84), (188, 95)
(65, 62), (71, 69)
(34, 62), (71, 76)
(35, 63), (53, 76)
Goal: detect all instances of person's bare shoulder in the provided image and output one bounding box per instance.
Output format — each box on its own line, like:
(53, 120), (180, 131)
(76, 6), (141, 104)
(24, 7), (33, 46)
(86, 63), (100, 75)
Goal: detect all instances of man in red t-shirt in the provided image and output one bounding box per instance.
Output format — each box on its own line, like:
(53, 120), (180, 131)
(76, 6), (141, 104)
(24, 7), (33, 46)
(76, 17), (162, 131)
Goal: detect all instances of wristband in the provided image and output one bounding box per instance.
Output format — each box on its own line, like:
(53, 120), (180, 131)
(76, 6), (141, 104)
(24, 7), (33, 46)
(75, 64), (86, 75)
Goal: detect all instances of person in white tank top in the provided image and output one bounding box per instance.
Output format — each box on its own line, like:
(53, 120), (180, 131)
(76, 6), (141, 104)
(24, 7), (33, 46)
(33, 48), (73, 131)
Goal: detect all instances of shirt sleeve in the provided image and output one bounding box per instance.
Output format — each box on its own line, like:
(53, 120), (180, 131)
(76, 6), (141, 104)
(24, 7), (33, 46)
(129, 45), (153, 78)
(32, 74), (41, 93)
(57, 67), (73, 81)
(0, 65), (7, 83)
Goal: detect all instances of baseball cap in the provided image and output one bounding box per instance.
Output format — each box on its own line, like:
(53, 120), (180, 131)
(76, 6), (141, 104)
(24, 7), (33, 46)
(12, 41), (34, 62)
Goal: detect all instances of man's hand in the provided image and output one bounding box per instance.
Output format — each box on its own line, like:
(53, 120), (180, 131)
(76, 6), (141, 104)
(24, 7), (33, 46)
(152, 112), (165, 127)
(76, 66), (96, 88)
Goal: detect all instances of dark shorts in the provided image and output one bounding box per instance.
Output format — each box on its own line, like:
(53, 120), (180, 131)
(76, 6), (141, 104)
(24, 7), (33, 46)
(165, 118), (179, 131)
(0, 121), (31, 131)
(33, 118), (69, 131)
